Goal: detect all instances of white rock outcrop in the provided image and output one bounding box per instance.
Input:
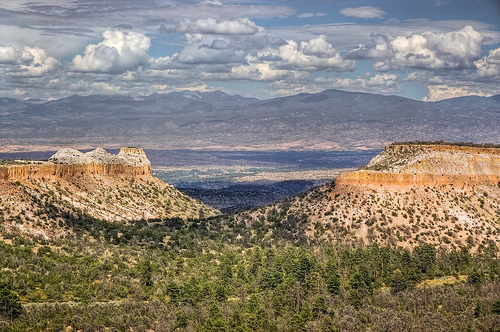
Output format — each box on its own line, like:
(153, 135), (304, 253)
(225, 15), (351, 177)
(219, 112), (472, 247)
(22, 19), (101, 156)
(49, 148), (96, 164)
(49, 147), (151, 167)
(85, 147), (124, 164)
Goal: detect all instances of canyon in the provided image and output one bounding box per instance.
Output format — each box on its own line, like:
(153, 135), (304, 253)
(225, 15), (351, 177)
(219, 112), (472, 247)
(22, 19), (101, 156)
(2, 142), (500, 250)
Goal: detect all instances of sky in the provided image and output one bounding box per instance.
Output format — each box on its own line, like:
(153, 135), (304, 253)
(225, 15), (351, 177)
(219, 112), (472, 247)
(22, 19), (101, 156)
(1, 0), (500, 101)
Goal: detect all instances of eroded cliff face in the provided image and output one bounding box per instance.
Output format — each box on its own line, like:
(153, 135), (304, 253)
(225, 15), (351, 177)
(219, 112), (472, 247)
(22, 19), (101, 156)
(0, 147), (151, 182)
(337, 144), (500, 188)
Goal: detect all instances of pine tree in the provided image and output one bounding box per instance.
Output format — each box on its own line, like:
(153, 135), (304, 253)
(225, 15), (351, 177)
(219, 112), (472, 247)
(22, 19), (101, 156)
(0, 283), (22, 321)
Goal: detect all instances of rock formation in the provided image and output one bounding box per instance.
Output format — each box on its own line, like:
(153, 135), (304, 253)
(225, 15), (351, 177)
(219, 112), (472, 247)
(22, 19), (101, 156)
(0, 147), (151, 181)
(337, 144), (500, 189)
(231, 143), (500, 251)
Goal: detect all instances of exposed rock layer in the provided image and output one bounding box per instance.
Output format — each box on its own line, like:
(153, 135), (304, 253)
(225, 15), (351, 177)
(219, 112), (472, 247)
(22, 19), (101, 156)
(337, 144), (500, 188)
(0, 147), (151, 181)
(231, 144), (500, 251)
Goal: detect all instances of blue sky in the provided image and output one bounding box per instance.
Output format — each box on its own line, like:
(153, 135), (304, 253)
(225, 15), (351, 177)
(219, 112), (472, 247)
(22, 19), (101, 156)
(1, 0), (499, 101)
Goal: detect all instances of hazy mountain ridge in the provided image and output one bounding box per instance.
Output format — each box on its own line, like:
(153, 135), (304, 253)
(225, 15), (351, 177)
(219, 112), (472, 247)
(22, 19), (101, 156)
(1, 89), (500, 152)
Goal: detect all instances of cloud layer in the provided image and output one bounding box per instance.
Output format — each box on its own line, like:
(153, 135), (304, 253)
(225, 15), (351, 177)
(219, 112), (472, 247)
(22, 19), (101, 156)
(0, 0), (499, 101)
(349, 26), (483, 71)
(340, 7), (386, 19)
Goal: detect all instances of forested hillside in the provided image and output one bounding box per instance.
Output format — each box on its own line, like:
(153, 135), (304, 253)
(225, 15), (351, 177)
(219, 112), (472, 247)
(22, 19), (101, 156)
(0, 200), (499, 331)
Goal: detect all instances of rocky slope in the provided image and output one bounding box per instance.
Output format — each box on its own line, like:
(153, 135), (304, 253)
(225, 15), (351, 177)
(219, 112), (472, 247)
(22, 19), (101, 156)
(231, 143), (500, 251)
(0, 148), (218, 239)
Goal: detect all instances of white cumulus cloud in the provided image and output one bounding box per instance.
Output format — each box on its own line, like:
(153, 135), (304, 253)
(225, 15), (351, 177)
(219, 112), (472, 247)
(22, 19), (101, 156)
(300, 35), (338, 58)
(225, 54), (309, 82)
(0, 45), (19, 64)
(278, 35), (356, 71)
(475, 47), (500, 78)
(340, 6), (386, 19)
(349, 25), (484, 71)
(423, 84), (493, 101)
(175, 34), (355, 86)
(175, 19), (268, 65)
(315, 73), (400, 94)
(0, 45), (59, 77)
(70, 30), (151, 74)
(16, 46), (59, 77)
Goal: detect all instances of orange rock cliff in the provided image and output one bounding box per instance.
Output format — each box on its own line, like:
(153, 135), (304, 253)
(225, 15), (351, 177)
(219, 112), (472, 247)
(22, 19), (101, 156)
(0, 147), (151, 181)
(336, 144), (500, 188)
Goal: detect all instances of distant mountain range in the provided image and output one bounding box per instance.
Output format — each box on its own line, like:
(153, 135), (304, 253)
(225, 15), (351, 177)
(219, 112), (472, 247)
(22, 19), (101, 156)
(1, 89), (500, 152)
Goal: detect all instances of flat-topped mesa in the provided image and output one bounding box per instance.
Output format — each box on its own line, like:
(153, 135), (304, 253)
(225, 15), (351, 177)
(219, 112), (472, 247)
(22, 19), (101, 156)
(0, 147), (151, 181)
(337, 143), (500, 188)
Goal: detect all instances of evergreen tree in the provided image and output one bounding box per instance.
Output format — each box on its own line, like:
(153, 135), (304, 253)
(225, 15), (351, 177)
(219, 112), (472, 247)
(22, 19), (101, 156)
(0, 283), (22, 321)
(325, 258), (341, 295)
(413, 243), (436, 274)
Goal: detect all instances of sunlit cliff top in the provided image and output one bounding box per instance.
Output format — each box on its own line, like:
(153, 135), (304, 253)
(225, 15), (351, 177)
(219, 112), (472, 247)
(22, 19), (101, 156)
(48, 147), (151, 167)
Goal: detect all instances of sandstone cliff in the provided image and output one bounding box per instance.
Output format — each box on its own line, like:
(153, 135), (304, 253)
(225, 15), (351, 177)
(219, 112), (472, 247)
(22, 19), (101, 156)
(0, 147), (218, 239)
(337, 144), (500, 188)
(0, 147), (151, 181)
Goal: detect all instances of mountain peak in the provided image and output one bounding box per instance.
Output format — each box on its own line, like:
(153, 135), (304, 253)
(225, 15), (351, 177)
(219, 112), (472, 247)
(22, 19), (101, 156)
(2, 88), (500, 152)
(181, 90), (203, 100)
